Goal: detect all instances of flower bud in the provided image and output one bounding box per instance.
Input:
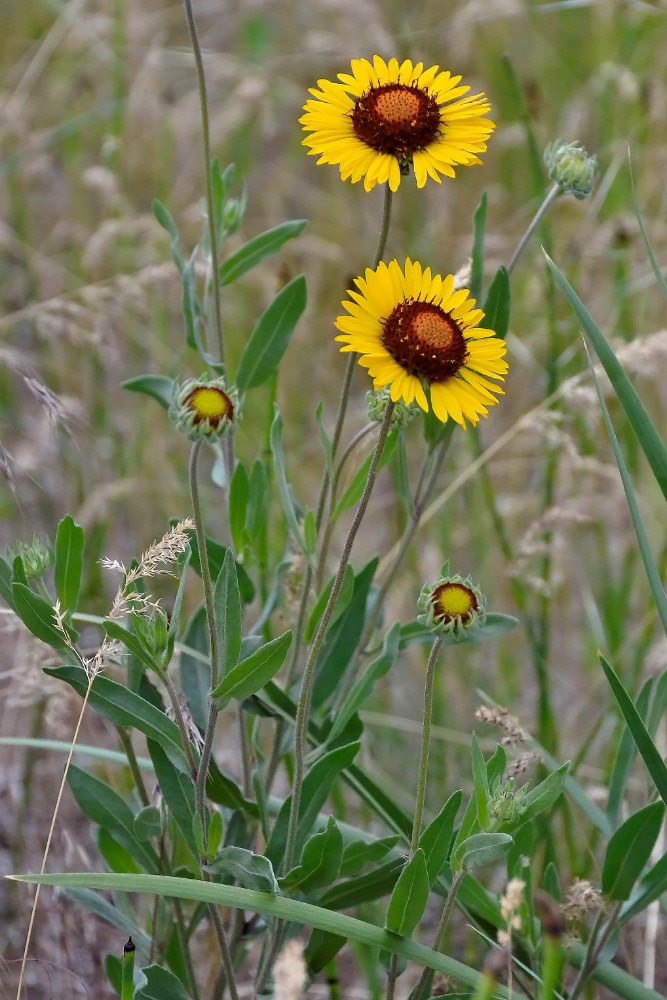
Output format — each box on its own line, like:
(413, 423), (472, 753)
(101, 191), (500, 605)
(417, 563), (486, 640)
(169, 375), (240, 441)
(544, 139), (597, 200)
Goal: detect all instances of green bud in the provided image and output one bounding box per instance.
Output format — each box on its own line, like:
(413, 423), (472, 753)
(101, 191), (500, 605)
(544, 139), (597, 199)
(366, 386), (419, 429)
(417, 561), (486, 640)
(6, 535), (53, 578)
(169, 375), (240, 441)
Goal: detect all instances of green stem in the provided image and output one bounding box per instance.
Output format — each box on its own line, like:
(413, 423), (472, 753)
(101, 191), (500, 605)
(385, 953), (400, 1000)
(315, 186), (393, 585)
(413, 870), (465, 999)
(189, 440), (221, 832)
(163, 673), (198, 779)
(120, 937), (136, 1000)
(352, 428), (453, 666)
(181, 0), (225, 365)
(507, 183), (560, 274)
(284, 401), (395, 873)
(411, 637), (444, 853)
(538, 935), (562, 1000)
(116, 727), (150, 807)
(567, 902), (622, 1000)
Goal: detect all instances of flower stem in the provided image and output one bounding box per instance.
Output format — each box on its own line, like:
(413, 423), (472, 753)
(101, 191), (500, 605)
(188, 441), (221, 828)
(412, 870), (465, 1000)
(284, 400), (395, 873)
(507, 182), (560, 274)
(411, 637), (444, 853)
(374, 184), (393, 267)
(567, 902), (622, 1000)
(182, 0), (225, 366)
(385, 953), (400, 1000)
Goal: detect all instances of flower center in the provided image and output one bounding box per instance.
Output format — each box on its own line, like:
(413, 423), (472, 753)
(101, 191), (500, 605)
(351, 84), (441, 157)
(432, 582), (478, 624)
(381, 300), (468, 382)
(185, 386), (233, 425)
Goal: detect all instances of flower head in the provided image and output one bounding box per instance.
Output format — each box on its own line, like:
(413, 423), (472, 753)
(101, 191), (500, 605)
(170, 375), (239, 441)
(544, 139), (597, 199)
(418, 565), (486, 639)
(335, 258), (508, 428)
(300, 56), (495, 192)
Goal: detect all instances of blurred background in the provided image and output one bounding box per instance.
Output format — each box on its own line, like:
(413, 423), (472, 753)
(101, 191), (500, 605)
(1, 0), (667, 994)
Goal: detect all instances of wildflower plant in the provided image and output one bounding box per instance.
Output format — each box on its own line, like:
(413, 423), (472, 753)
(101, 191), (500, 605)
(4, 9), (667, 1000)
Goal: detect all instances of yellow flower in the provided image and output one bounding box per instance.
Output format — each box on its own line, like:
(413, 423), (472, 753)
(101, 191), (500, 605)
(334, 259), (508, 428)
(300, 56), (495, 192)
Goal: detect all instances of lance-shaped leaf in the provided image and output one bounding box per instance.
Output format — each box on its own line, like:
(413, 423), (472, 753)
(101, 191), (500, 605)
(54, 514), (84, 612)
(12, 583), (73, 649)
(602, 801), (665, 901)
(220, 220), (307, 286)
(122, 374), (175, 411)
(451, 833), (513, 873)
(211, 630), (292, 706)
(235, 275), (307, 392)
(282, 817), (344, 893)
(214, 548), (242, 679)
(419, 789), (462, 887)
(385, 849), (429, 937)
(205, 846), (279, 894)
(147, 741), (197, 856)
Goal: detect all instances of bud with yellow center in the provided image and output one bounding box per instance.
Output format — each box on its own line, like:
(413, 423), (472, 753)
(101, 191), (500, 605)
(169, 375), (240, 441)
(417, 564), (486, 640)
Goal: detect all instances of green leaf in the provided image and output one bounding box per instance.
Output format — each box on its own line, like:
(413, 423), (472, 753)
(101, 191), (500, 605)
(133, 806), (162, 842)
(219, 220), (307, 285)
(229, 461), (249, 554)
(602, 801), (665, 901)
(451, 832), (513, 873)
(122, 374), (175, 411)
(586, 344), (667, 635)
(179, 606), (209, 731)
(46, 665), (188, 770)
(211, 630), (292, 706)
(208, 810), (224, 857)
(305, 565), (355, 644)
(319, 857), (404, 910)
(14, 871), (515, 996)
(471, 734), (490, 830)
(136, 964), (192, 1000)
(235, 275), (307, 392)
(214, 549), (242, 679)
(470, 190), (487, 301)
(54, 514), (84, 612)
(63, 887), (150, 955)
(185, 529), (255, 604)
(206, 846), (279, 894)
(282, 817), (344, 893)
(339, 836), (400, 878)
(545, 252), (667, 502)
(385, 850), (429, 937)
(98, 828), (141, 874)
(607, 679), (653, 829)
(328, 622), (401, 743)
(147, 741), (197, 856)
(512, 762), (569, 828)
(67, 766), (158, 872)
(312, 558), (378, 708)
(599, 653), (667, 808)
(622, 850), (667, 924)
(12, 582), (71, 649)
(270, 408), (308, 555)
(0, 556), (16, 611)
(102, 620), (161, 673)
(331, 429), (399, 523)
(482, 266), (510, 339)
(419, 790), (462, 887)
(399, 612), (518, 648)
(304, 927), (346, 975)
(265, 741), (360, 868)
